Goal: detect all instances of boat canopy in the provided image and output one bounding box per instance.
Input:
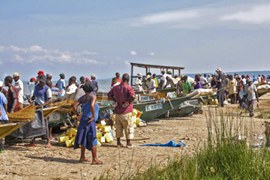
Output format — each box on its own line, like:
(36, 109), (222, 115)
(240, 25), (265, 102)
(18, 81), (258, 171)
(130, 62), (185, 85)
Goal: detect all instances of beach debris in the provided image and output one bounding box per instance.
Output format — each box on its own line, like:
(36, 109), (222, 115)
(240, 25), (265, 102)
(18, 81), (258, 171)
(141, 140), (186, 147)
(58, 128), (77, 147)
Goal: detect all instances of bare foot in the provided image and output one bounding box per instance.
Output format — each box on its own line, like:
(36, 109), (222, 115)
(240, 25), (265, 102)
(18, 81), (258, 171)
(91, 159), (103, 165)
(45, 144), (52, 148)
(79, 158), (90, 163)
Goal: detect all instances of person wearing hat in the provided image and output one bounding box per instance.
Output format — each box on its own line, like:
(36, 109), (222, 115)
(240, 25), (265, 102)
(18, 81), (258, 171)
(135, 73), (144, 92)
(28, 76), (52, 147)
(56, 73), (66, 97)
(146, 74), (156, 93)
(37, 70), (45, 82)
(13, 72), (24, 109)
(216, 68), (227, 107)
(244, 79), (259, 117)
(0, 81), (8, 151)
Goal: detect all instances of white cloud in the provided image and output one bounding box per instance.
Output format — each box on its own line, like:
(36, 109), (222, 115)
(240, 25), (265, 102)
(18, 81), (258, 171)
(130, 3), (270, 29)
(0, 45), (101, 65)
(149, 52), (155, 56)
(130, 50), (137, 56)
(29, 45), (47, 53)
(133, 10), (199, 26)
(221, 4), (270, 24)
(14, 55), (24, 62)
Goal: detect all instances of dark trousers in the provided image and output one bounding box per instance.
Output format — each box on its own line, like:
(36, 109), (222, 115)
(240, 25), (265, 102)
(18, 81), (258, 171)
(217, 89), (225, 107)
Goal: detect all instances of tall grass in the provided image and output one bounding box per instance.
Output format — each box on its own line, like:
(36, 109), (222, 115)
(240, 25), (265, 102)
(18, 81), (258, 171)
(100, 107), (270, 179)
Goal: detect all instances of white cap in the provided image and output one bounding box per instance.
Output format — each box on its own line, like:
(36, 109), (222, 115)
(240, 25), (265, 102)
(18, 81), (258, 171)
(0, 81), (3, 87)
(13, 72), (20, 77)
(137, 73), (142, 77)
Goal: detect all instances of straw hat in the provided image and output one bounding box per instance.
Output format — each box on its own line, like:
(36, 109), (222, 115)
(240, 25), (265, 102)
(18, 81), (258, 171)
(13, 72), (20, 77)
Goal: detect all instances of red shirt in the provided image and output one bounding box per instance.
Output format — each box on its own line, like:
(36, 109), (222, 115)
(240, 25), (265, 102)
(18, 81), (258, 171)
(107, 82), (135, 114)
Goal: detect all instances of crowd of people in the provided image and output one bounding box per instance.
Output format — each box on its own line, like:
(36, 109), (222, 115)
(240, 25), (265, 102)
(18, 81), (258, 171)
(134, 68), (270, 117)
(0, 69), (269, 163)
(0, 70), (137, 165)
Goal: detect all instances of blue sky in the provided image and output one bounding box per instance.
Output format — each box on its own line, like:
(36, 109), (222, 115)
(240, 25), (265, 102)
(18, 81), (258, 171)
(0, 0), (270, 80)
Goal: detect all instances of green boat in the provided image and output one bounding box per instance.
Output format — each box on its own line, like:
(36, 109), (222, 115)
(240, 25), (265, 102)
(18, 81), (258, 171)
(161, 99), (201, 118)
(133, 93), (196, 121)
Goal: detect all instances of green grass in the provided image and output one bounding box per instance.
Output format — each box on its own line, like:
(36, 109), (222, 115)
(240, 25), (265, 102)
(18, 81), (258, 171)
(100, 107), (270, 180)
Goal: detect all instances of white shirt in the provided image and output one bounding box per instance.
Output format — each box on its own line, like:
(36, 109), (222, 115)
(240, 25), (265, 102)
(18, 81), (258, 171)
(135, 78), (144, 92)
(66, 84), (77, 95)
(147, 79), (156, 93)
(14, 79), (24, 104)
(28, 82), (36, 97)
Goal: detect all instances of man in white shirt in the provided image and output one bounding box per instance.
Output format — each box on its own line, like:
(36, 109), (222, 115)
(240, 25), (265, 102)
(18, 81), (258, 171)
(13, 72), (24, 109)
(135, 73), (144, 92)
(146, 75), (156, 93)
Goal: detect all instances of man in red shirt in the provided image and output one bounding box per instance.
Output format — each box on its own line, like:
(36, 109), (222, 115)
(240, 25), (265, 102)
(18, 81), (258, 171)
(108, 73), (135, 148)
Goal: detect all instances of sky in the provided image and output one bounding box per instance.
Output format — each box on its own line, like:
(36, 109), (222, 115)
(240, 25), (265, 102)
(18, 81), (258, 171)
(0, 0), (270, 80)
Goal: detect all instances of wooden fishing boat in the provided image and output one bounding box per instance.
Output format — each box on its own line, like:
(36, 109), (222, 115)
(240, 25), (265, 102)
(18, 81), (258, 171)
(133, 92), (197, 121)
(162, 99), (201, 118)
(0, 106), (36, 139)
(0, 123), (27, 139)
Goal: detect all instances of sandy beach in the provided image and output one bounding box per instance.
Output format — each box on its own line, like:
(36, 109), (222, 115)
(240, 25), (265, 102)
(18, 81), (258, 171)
(0, 93), (269, 180)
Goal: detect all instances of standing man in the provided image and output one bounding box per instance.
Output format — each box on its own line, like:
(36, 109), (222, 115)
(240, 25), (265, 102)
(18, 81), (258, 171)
(146, 75), (157, 93)
(135, 73), (144, 92)
(56, 73), (66, 97)
(46, 74), (53, 89)
(216, 68), (227, 107)
(90, 74), (99, 94)
(244, 79), (259, 117)
(107, 73), (135, 148)
(13, 72), (24, 109)
(4, 76), (20, 113)
(28, 76), (52, 147)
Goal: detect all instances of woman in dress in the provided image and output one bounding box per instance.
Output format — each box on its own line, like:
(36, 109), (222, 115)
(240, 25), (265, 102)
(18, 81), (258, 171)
(73, 82), (102, 164)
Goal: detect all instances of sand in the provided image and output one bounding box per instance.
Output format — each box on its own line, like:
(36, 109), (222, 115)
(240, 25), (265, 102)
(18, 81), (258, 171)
(0, 93), (269, 180)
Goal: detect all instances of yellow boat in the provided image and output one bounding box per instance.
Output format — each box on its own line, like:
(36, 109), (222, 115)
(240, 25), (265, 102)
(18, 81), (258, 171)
(0, 105), (36, 139)
(0, 123), (26, 139)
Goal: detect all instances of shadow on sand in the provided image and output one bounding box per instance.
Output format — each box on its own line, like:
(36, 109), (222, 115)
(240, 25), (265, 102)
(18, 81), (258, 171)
(26, 155), (79, 164)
